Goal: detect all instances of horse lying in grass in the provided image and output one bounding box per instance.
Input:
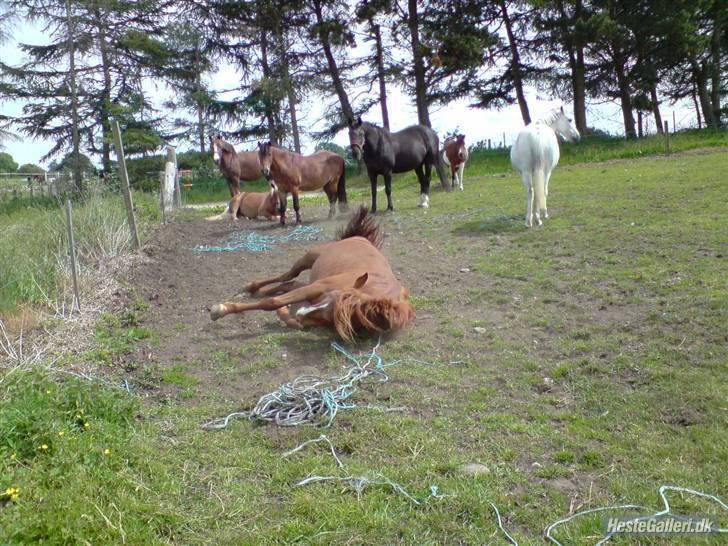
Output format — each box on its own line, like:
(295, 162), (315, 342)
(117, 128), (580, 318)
(210, 207), (415, 340)
(227, 182), (279, 221)
(442, 134), (469, 191)
(209, 135), (262, 197)
(258, 141), (347, 226)
(510, 106), (580, 227)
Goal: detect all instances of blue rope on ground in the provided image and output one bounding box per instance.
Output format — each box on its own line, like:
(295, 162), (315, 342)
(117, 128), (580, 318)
(193, 225), (321, 253)
(201, 339), (421, 430)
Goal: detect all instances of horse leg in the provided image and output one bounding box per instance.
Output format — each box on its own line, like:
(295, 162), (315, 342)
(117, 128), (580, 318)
(323, 183), (337, 219)
(369, 172), (378, 213)
(245, 251), (317, 294)
(278, 191), (288, 226)
(416, 165), (429, 209)
(384, 172), (395, 211)
(457, 162), (465, 191)
(523, 173), (534, 228)
(543, 168), (552, 219)
(256, 280), (306, 297)
(292, 188), (302, 224)
(211, 282), (327, 322)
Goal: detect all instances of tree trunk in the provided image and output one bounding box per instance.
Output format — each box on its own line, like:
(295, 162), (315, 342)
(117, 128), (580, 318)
(279, 36), (301, 153)
(94, 9), (113, 173)
(613, 49), (636, 138)
(500, 0), (530, 124)
(259, 30), (277, 143)
(65, 0), (82, 192)
(637, 110), (643, 138)
(650, 85), (663, 134)
(407, 0), (431, 127)
(709, 3), (722, 126)
(692, 82), (702, 129)
(693, 60), (716, 128)
(194, 46), (205, 154)
(313, 0), (354, 121)
(556, 0), (586, 132)
(371, 22), (390, 130)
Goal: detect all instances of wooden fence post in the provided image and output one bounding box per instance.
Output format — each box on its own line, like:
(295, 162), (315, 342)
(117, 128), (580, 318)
(159, 171), (166, 224)
(65, 199), (81, 313)
(664, 121), (670, 155)
(111, 121), (141, 250)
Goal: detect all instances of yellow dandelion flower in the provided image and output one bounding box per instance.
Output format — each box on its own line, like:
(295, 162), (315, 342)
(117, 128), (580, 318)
(45, 389), (51, 394)
(75, 414), (81, 419)
(84, 422), (90, 429)
(10, 453), (16, 460)
(58, 431), (65, 437)
(10, 493), (18, 502)
(103, 449), (110, 456)
(40, 444), (48, 451)
(5, 487), (14, 496)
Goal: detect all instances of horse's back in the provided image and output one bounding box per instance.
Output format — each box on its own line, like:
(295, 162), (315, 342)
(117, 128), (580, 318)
(310, 237), (397, 286)
(388, 125), (438, 173)
(511, 123), (559, 172)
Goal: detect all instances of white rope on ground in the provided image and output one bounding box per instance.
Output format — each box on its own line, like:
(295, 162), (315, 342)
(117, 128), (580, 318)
(282, 434), (344, 468)
(490, 502), (519, 545)
(545, 485), (728, 546)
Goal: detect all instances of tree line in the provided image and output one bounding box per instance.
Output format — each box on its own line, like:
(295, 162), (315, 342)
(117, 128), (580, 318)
(0, 0), (724, 192)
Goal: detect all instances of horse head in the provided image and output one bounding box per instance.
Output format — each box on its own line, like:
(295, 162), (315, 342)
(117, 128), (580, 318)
(550, 107), (580, 143)
(257, 141), (273, 179)
(456, 134), (467, 161)
(348, 116), (365, 161)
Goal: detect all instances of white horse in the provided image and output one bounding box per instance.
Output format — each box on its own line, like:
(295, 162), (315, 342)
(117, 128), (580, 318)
(510, 107), (580, 227)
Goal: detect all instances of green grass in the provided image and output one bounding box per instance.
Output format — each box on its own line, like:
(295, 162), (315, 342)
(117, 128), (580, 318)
(0, 192), (160, 315)
(1, 137), (727, 544)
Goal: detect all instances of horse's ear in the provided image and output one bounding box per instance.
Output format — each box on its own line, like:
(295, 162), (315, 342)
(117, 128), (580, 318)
(267, 140), (272, 146)
(560, 106), (564, 113)
(357, 116), (362, 126)
(353, 272), (368, 289)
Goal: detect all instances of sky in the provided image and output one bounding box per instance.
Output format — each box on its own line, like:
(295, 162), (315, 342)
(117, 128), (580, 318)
(0, 19), (700, 170)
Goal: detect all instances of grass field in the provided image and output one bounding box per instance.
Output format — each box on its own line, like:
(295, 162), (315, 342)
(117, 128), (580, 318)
(1, 136), (727, 544)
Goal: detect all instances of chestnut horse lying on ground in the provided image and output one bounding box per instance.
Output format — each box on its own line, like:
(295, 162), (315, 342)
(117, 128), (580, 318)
(442, 134), (469, 191)
(258, 141), (347, 225)
(228, 182), (279, 220)
(209, 135), (262, 196)
(210, 207), (414, 340)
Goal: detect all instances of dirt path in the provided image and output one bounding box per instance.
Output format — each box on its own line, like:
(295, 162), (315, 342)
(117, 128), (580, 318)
(122, 202), (485, 406)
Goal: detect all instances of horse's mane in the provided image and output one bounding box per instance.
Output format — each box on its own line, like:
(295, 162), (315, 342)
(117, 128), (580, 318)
(538, 108), (564, 126)
(221, 140), (236, 153)
(336, 206), (383, 249)
(332, 291), (415, 341)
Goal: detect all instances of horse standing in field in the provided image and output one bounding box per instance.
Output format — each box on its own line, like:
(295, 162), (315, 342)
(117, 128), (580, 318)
(209, 135), (262, 197)
(442, 134), (469, 191)
(510, 107), (580, 227)
(210, 207), (414, 340)
(257, 141), (347, 226)
(348, 117), (448, 212)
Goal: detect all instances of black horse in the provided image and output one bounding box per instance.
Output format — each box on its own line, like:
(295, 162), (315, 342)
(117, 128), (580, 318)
(348, 117), (449, 212)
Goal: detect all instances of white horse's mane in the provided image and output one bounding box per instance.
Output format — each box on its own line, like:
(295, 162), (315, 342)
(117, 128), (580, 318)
(537, 108), (565, 126)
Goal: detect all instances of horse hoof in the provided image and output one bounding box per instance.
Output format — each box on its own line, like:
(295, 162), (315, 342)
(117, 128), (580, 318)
(244, 283), (258, 294)
(210, 304), (225, 321)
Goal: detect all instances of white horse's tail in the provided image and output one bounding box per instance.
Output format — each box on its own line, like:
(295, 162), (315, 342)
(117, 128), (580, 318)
(532, 167), (546, 218)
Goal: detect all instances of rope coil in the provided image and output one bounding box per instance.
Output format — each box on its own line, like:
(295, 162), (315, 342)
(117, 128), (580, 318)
(193, 225), (321, 253)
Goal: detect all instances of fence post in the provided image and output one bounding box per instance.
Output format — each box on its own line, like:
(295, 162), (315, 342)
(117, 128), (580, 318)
(65, 199), (81, 313)
(166, 145), (182, 208)
(111, 121), (141, 250)
(159, 171), (166, 224)
(502, 132), (506, 149)
(664, 121), (670, 155)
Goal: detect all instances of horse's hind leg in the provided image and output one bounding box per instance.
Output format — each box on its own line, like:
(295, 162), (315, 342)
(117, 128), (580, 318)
(245, 251), (318, 295)
(457, 163), (465, 191)
(257, 280), (306, 297)
(368, 172), (378, 213)
(384, 172), (394, 211)
(291, 188), (302, 224)
(278, 191), (288, 226)
(416, 165), (429, 208)
(543, 168), (552, 219)
(323, 183), (337, 219)
(211, 282), (328, 322)
(522, 173), (534, 227)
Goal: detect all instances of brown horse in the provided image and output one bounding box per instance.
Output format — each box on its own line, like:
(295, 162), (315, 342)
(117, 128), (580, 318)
(228, 182), (279, 221)
(210, 207), (414, 341)
(209, 135), (262, 197)
(257, 141), (347, 225)
(442, 134), (469, 191)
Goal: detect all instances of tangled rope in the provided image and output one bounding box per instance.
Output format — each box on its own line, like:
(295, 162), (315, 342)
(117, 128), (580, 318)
(193, 225), (321, 253)
(202, 339), (408, 430)
(283, 434), (449, 506)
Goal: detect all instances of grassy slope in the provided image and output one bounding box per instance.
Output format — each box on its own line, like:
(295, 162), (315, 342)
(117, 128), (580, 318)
(2, 146), (728, 544)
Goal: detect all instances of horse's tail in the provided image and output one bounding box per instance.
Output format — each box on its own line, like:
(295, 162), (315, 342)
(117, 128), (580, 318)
(337, 206), (383, 249)
(532, 167), (546, 218)
(432, 133), (450, 191)
(336, 160), (348, 210)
